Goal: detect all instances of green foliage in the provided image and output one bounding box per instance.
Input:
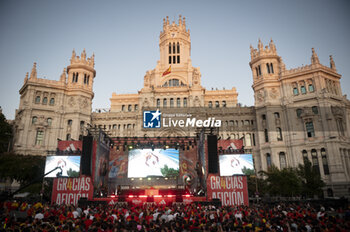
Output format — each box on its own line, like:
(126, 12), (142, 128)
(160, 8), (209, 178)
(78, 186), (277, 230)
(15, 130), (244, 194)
(242, 167), (255, 176)
(0, 153), (45, 185)
(67, 168), (79, 178)
(259, 166), (301, 197)
(0, 111), (12, 153)
(247, 175), (267, 197)
(160, 164), (179, 177)
(297, 159), (325, 197)
(258, 162), (325, 198)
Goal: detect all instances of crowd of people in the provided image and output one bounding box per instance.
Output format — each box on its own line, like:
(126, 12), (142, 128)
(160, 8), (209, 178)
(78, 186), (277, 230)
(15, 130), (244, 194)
(1, 199), (349, 231)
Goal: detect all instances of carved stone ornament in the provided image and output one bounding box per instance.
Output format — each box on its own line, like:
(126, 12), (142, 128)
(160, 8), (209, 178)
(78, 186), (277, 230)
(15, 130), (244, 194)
(82, 98), (88, 109)
(257, 90), (264, 102)
(269, 88), (278, 99)
(68, 97), (75, 107)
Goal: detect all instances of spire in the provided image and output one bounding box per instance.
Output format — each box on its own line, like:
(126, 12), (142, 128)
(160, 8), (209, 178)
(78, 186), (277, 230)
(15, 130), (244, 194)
(72, 49), (76, 59)
(250, 45), (254, 58)
(178, 14), (182, 26)
(91, 53), (95, 67)
(329, 55), (336, 70)
(24, 72), (28, 83)
(311, 48), (320, 64)
(166, 16), (169, 25)
(183, 16), (186, 28)
(81, 49), (86, 60)
(269, 39), (276, 52)
(30, 62), (37, 79)
(60, 68), (67, 82)
(258, 39), (263, 51)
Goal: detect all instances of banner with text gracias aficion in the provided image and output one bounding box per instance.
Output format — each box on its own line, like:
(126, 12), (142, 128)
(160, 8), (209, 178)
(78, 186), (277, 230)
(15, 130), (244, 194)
(207, 174), (249, 206)
(51, 176), (93, 205)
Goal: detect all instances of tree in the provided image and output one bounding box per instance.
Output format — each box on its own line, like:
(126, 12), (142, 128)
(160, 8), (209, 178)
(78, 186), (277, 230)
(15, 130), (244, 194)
(0, 110), (12, 153)
(297, 159), (325, 198)
(160, 164), (179, 177)
(0, 153), (45, 185)
(259, 165), (301, 197)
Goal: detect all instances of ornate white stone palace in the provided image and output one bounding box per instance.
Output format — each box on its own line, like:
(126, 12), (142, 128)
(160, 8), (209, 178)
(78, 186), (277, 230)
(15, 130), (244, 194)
(13, 16), (350, 197)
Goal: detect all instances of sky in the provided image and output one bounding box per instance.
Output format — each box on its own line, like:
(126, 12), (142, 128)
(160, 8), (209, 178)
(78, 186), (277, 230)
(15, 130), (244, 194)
(0, 0), (349, 120)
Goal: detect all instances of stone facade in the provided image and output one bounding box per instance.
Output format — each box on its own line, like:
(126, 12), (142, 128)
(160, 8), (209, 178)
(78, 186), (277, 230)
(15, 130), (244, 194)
(13, 16), (350, 197)
(13, 50), (95, 155)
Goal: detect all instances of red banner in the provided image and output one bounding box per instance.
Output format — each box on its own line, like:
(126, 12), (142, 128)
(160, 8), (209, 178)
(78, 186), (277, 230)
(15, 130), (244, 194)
(51, 176), (93, 205)
(206, 174), (249, 206)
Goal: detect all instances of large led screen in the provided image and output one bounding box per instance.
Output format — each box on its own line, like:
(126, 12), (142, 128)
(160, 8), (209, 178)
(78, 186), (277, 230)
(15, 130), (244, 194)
(219, 154), (254, 176)
(44, 156), (81, 178)
(128, 149), (179, 178)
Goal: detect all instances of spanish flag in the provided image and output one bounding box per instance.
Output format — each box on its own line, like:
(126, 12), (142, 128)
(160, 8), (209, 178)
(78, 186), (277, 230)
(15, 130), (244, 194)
(162, 66), (171, 77)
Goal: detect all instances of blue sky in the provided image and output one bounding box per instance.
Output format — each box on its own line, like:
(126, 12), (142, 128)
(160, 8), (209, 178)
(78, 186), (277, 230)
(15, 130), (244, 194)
(1, 0), (349, 119)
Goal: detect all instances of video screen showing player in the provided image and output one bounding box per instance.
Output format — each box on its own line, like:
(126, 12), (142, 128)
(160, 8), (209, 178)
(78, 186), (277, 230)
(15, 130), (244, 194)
(44, 156), (81, 177)
(127, 149), (179, 178)
(219, 154), (254, 176)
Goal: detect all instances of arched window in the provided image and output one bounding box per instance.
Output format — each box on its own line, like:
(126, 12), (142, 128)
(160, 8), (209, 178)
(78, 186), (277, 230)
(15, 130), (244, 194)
(32, 116), (37, 124)
(43, 97), (48, 105)
(177, 42), (180, 53)
(258, 65), (261, 76)
(47, 118), (52, 126)
(311, 149), (320, 174)
(173, 56), (176, 64)
(300, 85), (306, 94)
(169, 56), (171, 64)
(67, 119), (73, 126)
(276, 127), (283, 141)
(262, 114), (266, 120)
(308, 83), (314, 92)
(49, 98), (55, 105)
(312, 106), (318, 114)
(293, 87), (299, 95)
(266, 153), (272, 168)
(170, 98), (174, 108)
(266, 63), (271, 74)
(35, 130), (44, 145)
(156, 99), (160, 108)
(177, 98), (180, 107)
(134, 104), (138, 111)
(121, 105), (125, 111)
(215, 101), (219, 108)
(222, 101), (226, 107)
(74, 73), (79, 82)
(208, 101), (212, 108)
(255, 67), (259, 77)
(177, 55), (180, 63)
(169, 43), (171, 54)
(35, 96), (41, 104)
(246, 134), (252, 147)
(305, 121), (315, 137)
(321, 148), (329, 175)
(183, 98), (187, 107)
(128, 105), (132, 111)
(66, 133), (71, 140)
(296, 109), (303, 118)
(173, 43), (176, 53)
(270, 63), (274, 73)
(274, 112), (280, 119)
(279, 152), (287, 169)
(264, 129), (269, 142)
(163, 98), (167, 107)
(302, 150), (308, 163)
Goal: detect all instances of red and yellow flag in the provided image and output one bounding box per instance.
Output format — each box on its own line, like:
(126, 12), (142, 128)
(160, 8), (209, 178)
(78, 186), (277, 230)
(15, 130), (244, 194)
(162, 66), (171, 77)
